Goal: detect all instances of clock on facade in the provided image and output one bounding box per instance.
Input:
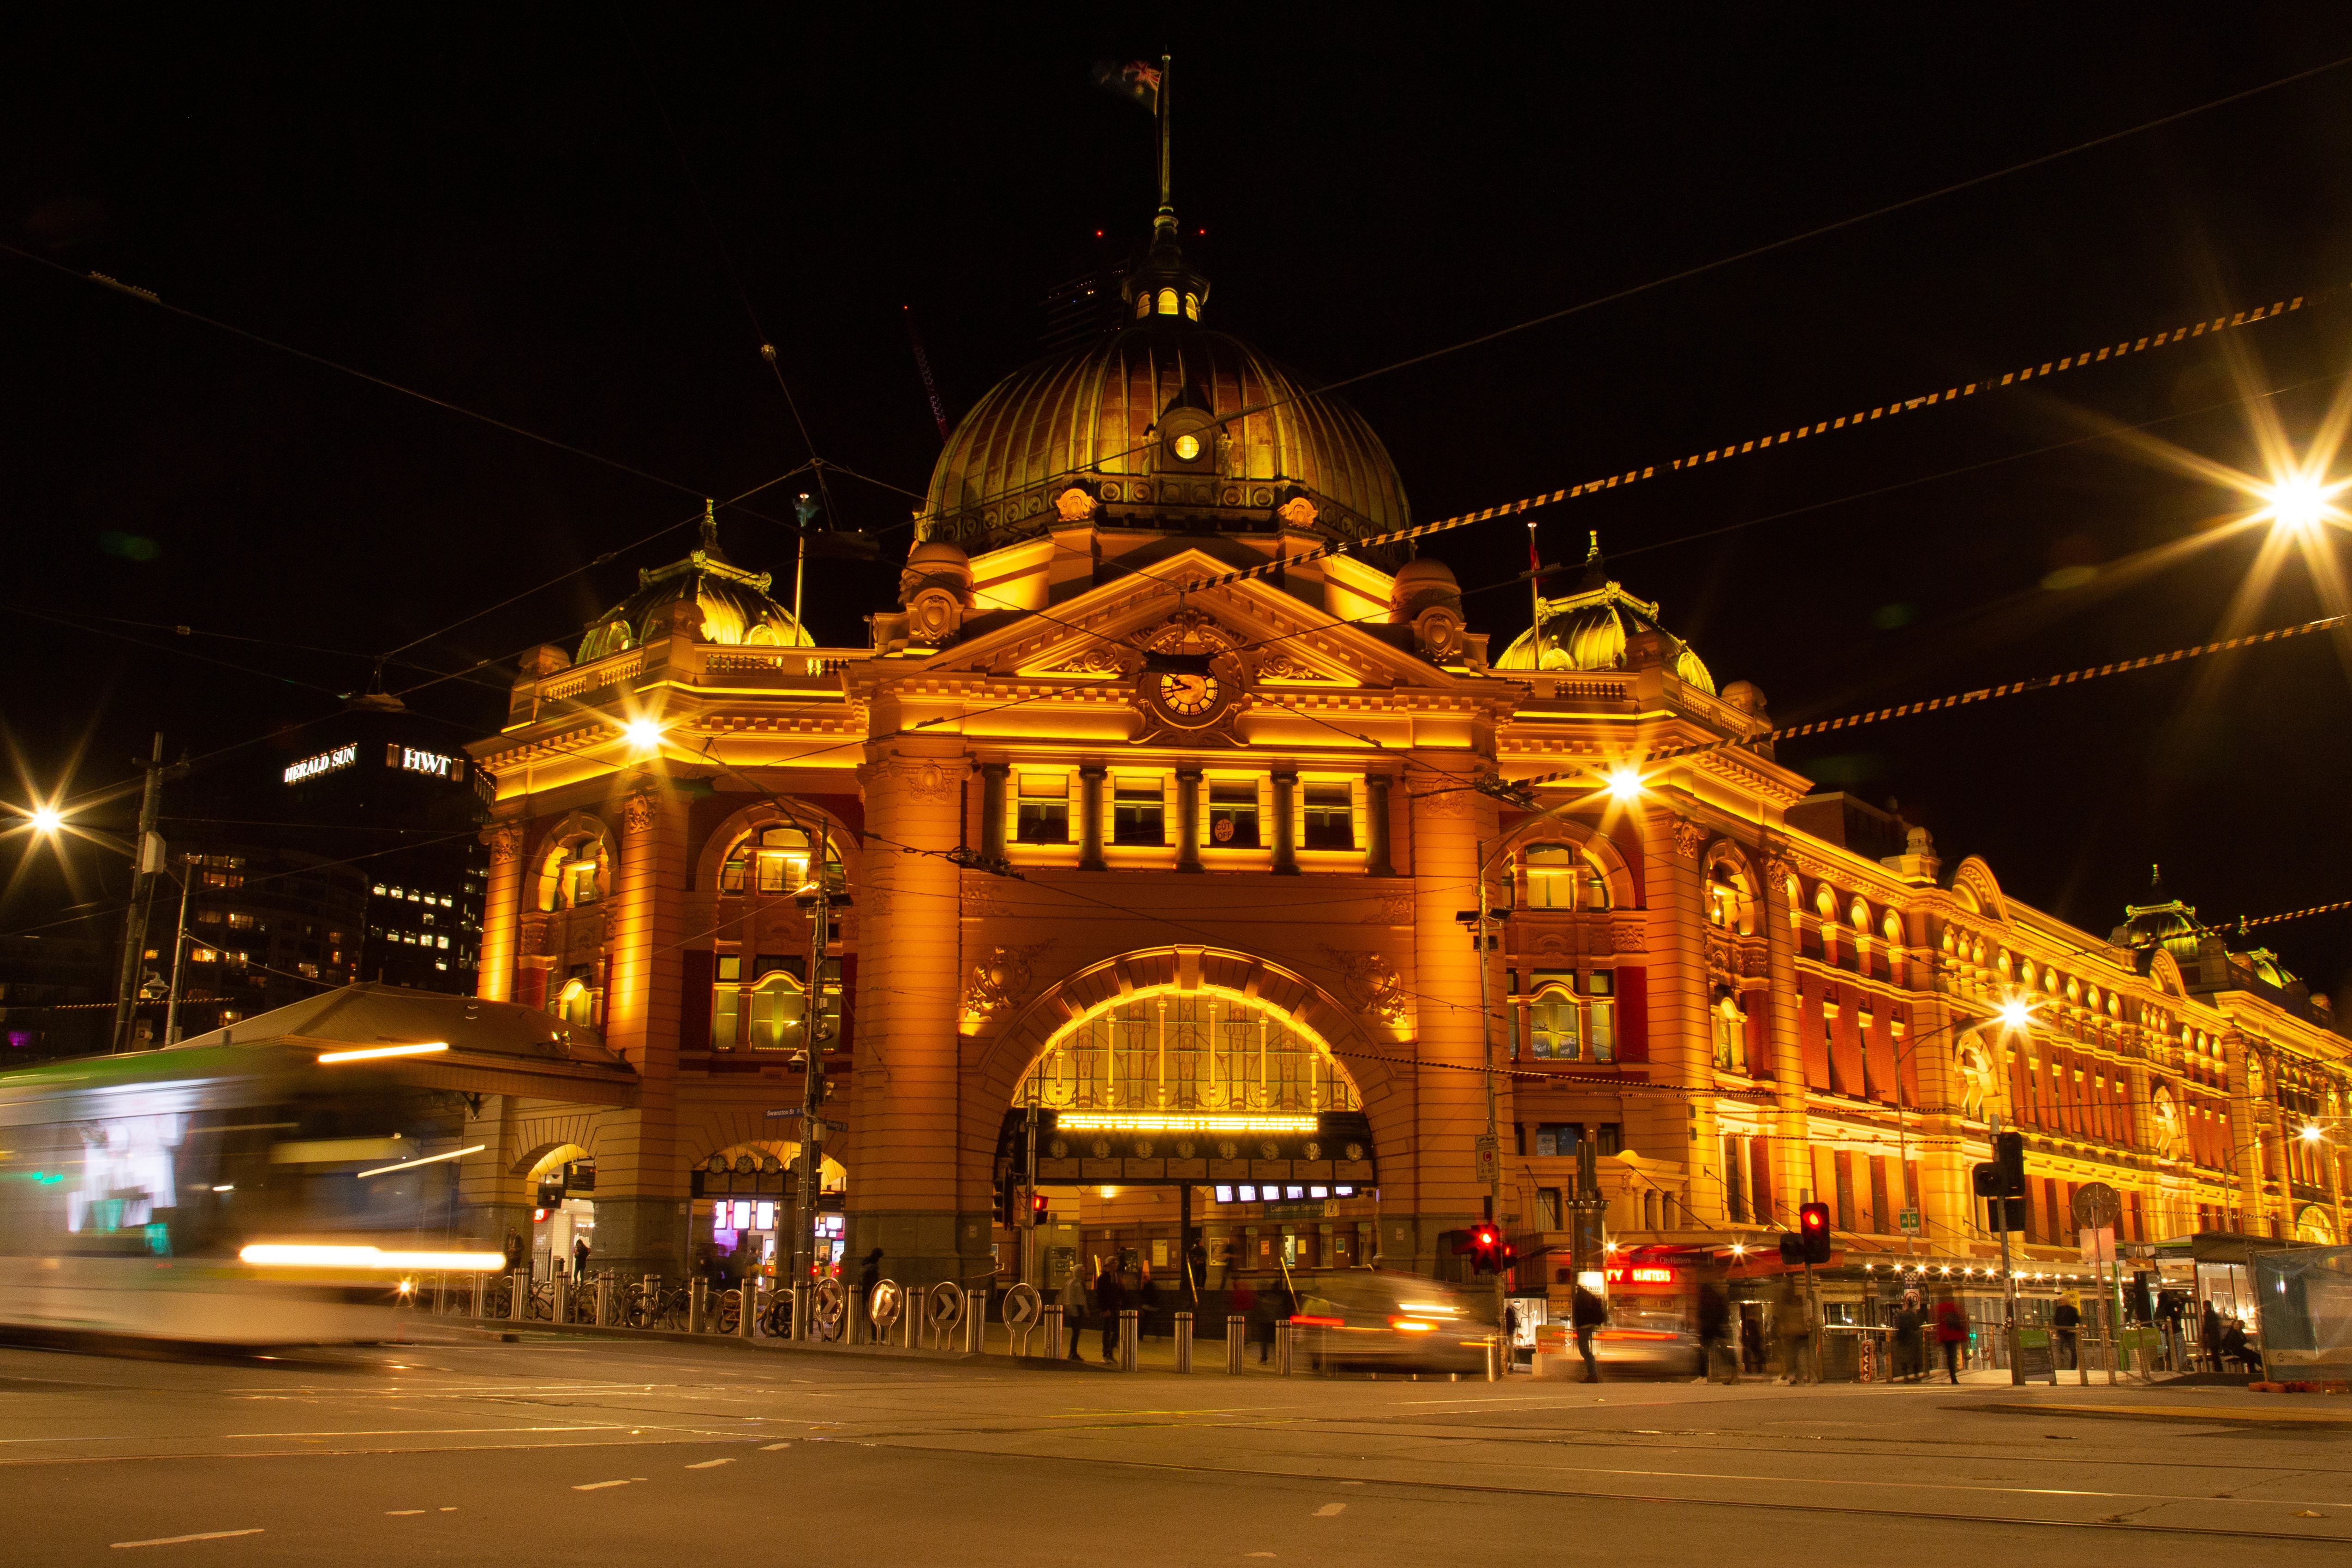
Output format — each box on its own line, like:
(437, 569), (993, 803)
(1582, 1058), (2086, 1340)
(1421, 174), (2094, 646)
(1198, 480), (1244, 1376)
(1150, 670), (1226, 727)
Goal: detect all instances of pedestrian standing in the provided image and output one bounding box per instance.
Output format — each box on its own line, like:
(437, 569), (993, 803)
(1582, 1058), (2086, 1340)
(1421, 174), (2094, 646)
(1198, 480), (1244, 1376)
(1247, 1276), (1277, 1362)
(1057, 1264), (1089, 1360)
(503, 1227), (525, 1276)
(1933, 1290), (1969, 1384)
(573, 1236), (591, 1283)
(1570, 1284), (1608, 1383)
(1779, 1279), (1815, 1384)
(2199, 1302), (2225, 1373)
(1697, 1283), (1734, 1383)
(1888, 1294), (1922, 1382)
(1230, 1275), (1258, 1360)
(857, 1247), (883, 1339)
(1094, 1259), (1128, 1364)
(2053, 1294), (2082, 1371)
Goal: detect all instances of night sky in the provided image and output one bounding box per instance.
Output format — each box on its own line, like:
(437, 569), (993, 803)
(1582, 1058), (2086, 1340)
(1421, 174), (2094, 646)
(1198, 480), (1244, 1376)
(9, 11), (2352, 998)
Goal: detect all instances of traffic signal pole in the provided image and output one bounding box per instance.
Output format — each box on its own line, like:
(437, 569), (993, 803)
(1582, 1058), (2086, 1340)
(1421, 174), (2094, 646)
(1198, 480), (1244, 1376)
(1992, 1112), (2024, 1386)
(1472, 841), (1505, 1351)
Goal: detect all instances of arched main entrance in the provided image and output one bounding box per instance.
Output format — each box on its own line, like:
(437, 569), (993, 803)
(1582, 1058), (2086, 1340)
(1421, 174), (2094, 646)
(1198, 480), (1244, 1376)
(982, 948), (1397, 1304)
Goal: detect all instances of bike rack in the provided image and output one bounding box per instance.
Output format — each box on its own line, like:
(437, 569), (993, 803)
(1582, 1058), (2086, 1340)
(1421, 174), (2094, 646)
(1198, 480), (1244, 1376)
(1001, 1282), (1043, 1357)
(868, 1279), (903, 1346)
(922, 1282), (965, 1350)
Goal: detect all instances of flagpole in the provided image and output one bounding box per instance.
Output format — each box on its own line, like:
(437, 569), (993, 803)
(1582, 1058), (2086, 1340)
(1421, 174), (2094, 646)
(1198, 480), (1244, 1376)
(1157, 54), (1173, 221)
(1528, 519), (1543, 656)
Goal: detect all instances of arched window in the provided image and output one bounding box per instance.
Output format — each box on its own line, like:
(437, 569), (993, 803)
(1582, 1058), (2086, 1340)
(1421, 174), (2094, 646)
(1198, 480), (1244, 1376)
(718, 822), (841, 895)
(554, 969), (600, 1029)
(1156, 286), (1179, 316)
(1527, 975), (1615, 1063)
(1814, 884), (1837, 921)
(537, 832), (607, 912)
(1017, 990), (1362, 1114)
(1705, 860), (1752, 933)
(1848, 897), (1870, 931)
(1525, 844), (1609, 911)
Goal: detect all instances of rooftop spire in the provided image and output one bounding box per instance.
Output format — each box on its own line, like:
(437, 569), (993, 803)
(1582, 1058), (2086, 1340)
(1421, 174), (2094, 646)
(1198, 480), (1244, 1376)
(1155, 53), (1175, 244)
(1577, 530), (1607, 591)
(699, 497), (719, 554)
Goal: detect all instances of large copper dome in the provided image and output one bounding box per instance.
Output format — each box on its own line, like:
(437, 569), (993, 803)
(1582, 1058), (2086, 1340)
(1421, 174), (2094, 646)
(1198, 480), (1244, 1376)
(919, 315), (1411, 554)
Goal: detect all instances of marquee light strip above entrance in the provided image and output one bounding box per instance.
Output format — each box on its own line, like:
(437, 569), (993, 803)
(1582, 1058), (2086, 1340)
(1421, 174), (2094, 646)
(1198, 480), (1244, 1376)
(1157, 280), (2323, 596)
(1052, 1113), (1319, 1134)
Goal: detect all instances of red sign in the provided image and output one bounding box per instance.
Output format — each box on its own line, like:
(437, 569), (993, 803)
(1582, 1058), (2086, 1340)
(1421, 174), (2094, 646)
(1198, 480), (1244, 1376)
(1604, 1263), (1676, 1285)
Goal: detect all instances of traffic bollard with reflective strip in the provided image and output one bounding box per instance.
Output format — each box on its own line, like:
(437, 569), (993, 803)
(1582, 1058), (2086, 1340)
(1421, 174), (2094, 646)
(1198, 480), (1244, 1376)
(790, 1285), (808, 1342)
(1485, 1337), (1501, 1382)
(1118, 1308), (1140, 1371)
(509, 1270), (528, 1322)
(903, 1287), (923, 1348)
(1278, 1320), (1295, 1375)
(1041, 1304), (1065, 1358)
(1174, 1312), (1193, 1373)
(965, 1289), (989, 1353)
(1227, 1315), (1246, 1373)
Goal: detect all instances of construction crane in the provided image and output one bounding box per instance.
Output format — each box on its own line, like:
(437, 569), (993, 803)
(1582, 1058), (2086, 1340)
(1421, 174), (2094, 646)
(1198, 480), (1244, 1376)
(902, 304), (950, 446)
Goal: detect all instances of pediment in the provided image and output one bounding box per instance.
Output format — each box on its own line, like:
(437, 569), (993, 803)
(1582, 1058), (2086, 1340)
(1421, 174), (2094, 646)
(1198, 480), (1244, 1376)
(900, 548), (1480, 694)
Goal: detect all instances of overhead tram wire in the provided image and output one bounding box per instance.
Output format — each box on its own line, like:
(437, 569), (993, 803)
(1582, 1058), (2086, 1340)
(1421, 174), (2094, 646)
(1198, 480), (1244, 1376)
(0, 238), (789, 532)
(907, 49), (2352, 535)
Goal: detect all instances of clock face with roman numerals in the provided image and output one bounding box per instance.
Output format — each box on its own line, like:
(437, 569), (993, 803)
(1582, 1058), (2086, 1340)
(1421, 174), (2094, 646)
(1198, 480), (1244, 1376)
(1148, 670), (1232, 728)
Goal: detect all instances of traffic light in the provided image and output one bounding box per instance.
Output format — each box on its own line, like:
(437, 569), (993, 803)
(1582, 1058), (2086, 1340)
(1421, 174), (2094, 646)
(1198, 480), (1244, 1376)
(1971, 1162), (2000, 1197)
(1797, 1201), (1832, 1264)
(1993, 1131), (2026, 1197)
(1498, 1241), (1518, 1277)
(994, 1173), (1016, 1225)
(1029, 1192), (1050, 1226)
(1779, 1232), (1803, 1265)
(1470, 1223), (1501, 1273)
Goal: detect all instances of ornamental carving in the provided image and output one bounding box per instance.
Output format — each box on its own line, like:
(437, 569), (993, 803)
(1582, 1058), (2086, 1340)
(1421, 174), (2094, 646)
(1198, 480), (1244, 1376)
(1054, 486), (1098, 523)
(1419, 786), (1476, 818)
(1320, 945), (1408, 1027)
(1608, 918), (1648, 955)
(883, 756), (957, 802)
(1046, 643), (1137, 677)
(1256, 653), (1329, 682)
(1144, 608), (1242, 657)
(1276, 496), (1319, 530)
(622, 783), (662, 835)
(1672, 819), (1707, 860)
(484, 823), (523, 864)
(963, 942), (1052, 1021)
(1378, 890), (1415, 926)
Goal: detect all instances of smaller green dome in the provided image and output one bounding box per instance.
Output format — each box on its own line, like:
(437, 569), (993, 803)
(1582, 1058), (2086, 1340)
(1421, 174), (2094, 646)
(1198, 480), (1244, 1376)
(578, 508), (809, 661)
(1494, 535), (1714, 693)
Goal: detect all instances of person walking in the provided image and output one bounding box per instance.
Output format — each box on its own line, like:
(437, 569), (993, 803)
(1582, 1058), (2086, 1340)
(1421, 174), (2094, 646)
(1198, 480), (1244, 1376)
(1697, 1283), (1734, 1383)
(502, 1227), (525, 1277)
(1570, 1283), (1608, 1383)
(1933, 1290), (1969, 1384)
(1094, 1258), (1128, 1364)
(1057, 1264), (1089, 1361)
(1779, 1279), (1815, 1385)
(2200, 1302), (2225, 1373)
(573, 1236), (591, 1283)
(856, 1248), (883, 1341)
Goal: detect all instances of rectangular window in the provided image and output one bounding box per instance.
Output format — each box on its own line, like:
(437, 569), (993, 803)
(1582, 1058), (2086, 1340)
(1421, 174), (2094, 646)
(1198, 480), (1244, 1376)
(1535, 1122), (1579, 1157)
(1015, 774), (1069, 843)
(1588, 1000), (1615, 1062)
(1529, 991), (1580, 1061)
(1301, 783), (1354, 848)
(1592, 1122), (1623, 1157)
(1525, 846), (1576, 908)
(1206, 781), (1260, 848)
(1713, 1007), (1743, 1070)
(1724, 1136), (1749, 1222)
(1112, 776), (1165, 846)
(1536, 1188), (1562, 1230)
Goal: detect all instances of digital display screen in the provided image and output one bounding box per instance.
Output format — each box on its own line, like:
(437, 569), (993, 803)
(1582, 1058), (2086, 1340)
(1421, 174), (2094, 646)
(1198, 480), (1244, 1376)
(1333, 1186), (1355, 1198)
(731, 1200), (752, 1229)
(1237, 1184), (1258, 1203)
(1213, 1185), (1235, 1204)
(1308, 1185), (1329, 1199)
(1286, 1185), (1305, 1201)
(755, 1202), (776, 1231)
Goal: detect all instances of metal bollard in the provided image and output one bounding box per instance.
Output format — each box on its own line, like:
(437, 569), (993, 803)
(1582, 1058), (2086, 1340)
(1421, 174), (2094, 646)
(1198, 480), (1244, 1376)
(848, 1288), (867, 1346)
(1277, 1319), (1293, 1376)
(593, 1276), (610, 1327)
(1041, 1304), (1065, 1359)
(471, 1271), (486, 1318)
(509, 1270), (528, 1322)
(642, 1274), (659, 1330)
(965, 1289), (989, 1354)
(740, 1283), (759, 1339)
(903, 1286), (923, 1348)
(1227, 1314), (1247, 1373)
(790, 1285), (808, 1342)
(1118, 1308), (1140, 1371)
(690, 1278), (707, 1335)
(1174, 1312), (1193, 1373)
(1485, 1337), (1501, 1383)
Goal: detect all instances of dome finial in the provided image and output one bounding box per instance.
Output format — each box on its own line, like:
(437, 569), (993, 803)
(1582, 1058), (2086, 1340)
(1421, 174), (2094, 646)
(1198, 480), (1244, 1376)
(1154, 53), (1175, 244)
(1577, 530), (1607, 591)
(700, 498), (719, 554)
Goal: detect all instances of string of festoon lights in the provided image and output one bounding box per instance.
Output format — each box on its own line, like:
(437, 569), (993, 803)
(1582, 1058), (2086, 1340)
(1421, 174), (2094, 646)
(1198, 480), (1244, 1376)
(1123, 280), (2326, 612)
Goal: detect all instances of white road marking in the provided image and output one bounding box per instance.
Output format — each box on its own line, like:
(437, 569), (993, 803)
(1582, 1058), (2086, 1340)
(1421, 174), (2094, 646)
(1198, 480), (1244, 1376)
(1314, 1503), (1347, 1517)
(111, 1530), (265, 1549)
(760, 1442), (794, 1451)
(573, 1481), (630, 1491)
(439, 1508), (458, 1512)
(686, 1458), (734, 1469)
(386, 1510), (425, 1515)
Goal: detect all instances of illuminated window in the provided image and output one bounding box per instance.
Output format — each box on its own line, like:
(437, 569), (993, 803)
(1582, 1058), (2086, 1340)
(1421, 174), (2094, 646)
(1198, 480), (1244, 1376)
(194, 909), (223, 926)
(1529, 985), (1580, 1060)
(1527, 844), (1609, 910)
(1713, 994), (1745, 1069)
(1586, 971), (1616, 1062)
(1016, 774), (1069, 844)
(1182, 292), (1199, 320)
(191, 947), (218, 963)
(719, 824), (826, 895)
(1134, 294), (1150, 318)
(1206, 781), (1260, 847)
(1112, 777), (1164, 846)
(1018, 989), (1361, 1114)
(1301, 784), (1354, 849)
(1156, 286), (1178, 316)
(562, 860), (599, 907)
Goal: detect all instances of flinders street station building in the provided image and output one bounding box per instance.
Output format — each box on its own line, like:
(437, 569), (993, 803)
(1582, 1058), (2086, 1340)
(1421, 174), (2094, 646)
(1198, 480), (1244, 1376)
(440, 208), (2350, 1317)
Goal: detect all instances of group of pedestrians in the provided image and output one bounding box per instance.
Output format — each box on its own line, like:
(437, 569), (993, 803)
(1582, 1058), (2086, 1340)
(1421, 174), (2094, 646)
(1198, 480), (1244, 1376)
(1054, 1262), (1292, 1363)
(1884, 1290), (1971, 1383)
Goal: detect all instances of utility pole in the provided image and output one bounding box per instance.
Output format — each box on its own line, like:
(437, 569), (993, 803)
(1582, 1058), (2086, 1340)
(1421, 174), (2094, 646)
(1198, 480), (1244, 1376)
(1472, 840), (1506, 1341)
(1021, 1082), (1041, 1288)
(790, 823), (843, 1335)
(1992, 1109), (2024, 1386)
(161, 854), (193, 1046)
(110, 734), (168, 1054)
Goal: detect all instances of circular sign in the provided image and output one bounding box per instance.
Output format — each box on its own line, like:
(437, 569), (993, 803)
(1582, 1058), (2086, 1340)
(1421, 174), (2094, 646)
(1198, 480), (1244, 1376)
(704, 1153), (728, 1175)
(1176, 1140), (1197, 1160)
(2072, 1181), (2122, 1228)
(1301, 1141), (1322, 1161)
(925, 1283), (966, 1332)
(869, 1280), (902, 1328)
(812, 1277), (846, 1330)
(1259, 1140), (1280, 1161)
(1344, 1142), (1366, 1162)
(1002, 1282), (1042, 1329)
(1091, 1139), (1111, 1159)
(1212, 817), (1235, 843)
(1048, 1139), (1069, 1159)
(1218, 1140), (1238, 1160)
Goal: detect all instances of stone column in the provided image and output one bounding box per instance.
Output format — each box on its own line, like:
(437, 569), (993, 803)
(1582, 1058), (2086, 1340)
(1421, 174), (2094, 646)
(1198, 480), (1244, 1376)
(2224, 1031), (2266, 1232)
(979, 763), (1007, 861)
(1364, 773), (1395, 876)
(595, 779), (688, 1279)
(1270, 769), (1299, 876)
(1175, 767), (1202, 872)
(476, 817), (526, 1003)
(1645, 809), (1714, 1221)
(850, 749), (977, 1290)
(1406, 765), (1494, 1270)
(1078, 764), (1106, 871)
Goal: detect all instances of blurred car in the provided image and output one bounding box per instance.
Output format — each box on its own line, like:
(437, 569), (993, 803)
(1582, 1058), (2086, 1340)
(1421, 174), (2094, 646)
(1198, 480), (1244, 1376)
(1290, 1270), (1492, 1375)
(1589, 1305), (1702, 1376)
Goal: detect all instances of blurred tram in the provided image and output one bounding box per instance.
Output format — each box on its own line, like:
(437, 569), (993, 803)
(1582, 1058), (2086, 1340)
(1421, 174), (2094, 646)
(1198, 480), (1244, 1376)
(0, 1037), (500, 1344)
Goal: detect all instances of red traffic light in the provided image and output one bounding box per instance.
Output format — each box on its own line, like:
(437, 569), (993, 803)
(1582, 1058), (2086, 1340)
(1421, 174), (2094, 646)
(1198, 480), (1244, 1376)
(1030, 1193), (1050, 1216)
(1798, 1203), (1829, 1236)
(1473, 1224), (1498, 1247)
